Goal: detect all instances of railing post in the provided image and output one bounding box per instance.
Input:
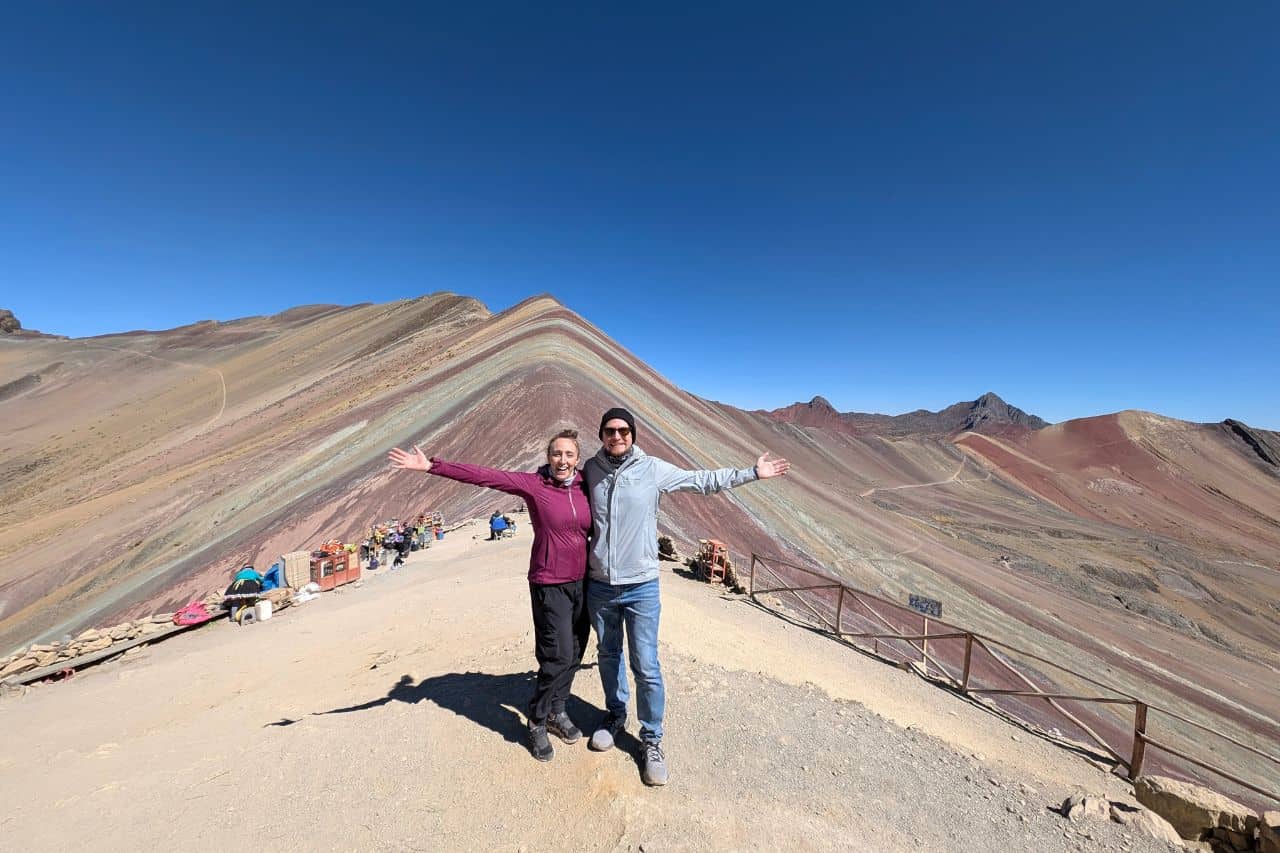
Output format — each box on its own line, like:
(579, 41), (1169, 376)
(835, 587), (845, 635)
(1130, 702), (1149, 780)
(749, 554), (757, 596)
(921, 615), (929, 673)
(961, 633), (973, 691)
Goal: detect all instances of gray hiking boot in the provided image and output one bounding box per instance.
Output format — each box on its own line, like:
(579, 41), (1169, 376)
(546, 711), (582, 744)
(527, 721), (554, 762)
(588, 712), (626, 752)
(641, 738), (668, 786)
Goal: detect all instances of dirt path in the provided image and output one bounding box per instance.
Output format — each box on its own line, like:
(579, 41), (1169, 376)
(858, 455), (993, 499)
(79, 340), (228, 430)
(0, 521), (1169, 851)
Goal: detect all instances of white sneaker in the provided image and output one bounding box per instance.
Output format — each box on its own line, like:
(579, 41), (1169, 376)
(588, 712), (626, 751)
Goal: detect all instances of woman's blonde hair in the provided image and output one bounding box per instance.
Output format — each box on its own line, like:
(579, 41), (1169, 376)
(546, 428), (580, 456)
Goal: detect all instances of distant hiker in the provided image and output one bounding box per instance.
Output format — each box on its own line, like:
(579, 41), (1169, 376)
(388, 429), (592, 763)
(489, 511), (509, 540)
(583, 407), (790, 786)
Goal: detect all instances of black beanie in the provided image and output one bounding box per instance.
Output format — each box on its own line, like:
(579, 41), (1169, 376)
(599, 407), (637, 441)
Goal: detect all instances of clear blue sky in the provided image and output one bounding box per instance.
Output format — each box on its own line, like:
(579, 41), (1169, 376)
(2, 3), (1277, 428)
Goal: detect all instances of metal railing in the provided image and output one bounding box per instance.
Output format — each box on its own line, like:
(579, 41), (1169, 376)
(747, 552), (1280, 805)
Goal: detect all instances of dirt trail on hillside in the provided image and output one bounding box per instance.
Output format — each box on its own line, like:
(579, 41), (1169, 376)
(0, 523), (1171, 852)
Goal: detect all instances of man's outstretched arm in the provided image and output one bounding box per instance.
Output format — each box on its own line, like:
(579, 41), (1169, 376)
(655, 452), (790, 495)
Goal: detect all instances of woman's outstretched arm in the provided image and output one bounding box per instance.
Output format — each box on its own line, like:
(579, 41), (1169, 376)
(387, 445), (534, 496)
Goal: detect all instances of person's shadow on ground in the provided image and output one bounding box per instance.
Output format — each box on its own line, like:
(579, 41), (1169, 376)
(298, 667), (626, 762)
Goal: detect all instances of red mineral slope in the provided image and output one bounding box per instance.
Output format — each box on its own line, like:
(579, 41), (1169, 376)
(954, 411), (1280, 567)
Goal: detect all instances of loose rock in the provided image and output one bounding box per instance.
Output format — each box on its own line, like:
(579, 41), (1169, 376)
(1110, 802), (1184, 848)
(1062, 792), (1111, 822)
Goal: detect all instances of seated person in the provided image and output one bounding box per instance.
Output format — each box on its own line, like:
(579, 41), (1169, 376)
(489, 510), (509, 540)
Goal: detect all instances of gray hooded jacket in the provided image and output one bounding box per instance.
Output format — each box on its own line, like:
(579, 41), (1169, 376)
(584, 445), (758, 585)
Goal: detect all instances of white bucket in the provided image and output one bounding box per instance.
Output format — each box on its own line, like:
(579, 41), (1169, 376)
(254, 599), (273, 621)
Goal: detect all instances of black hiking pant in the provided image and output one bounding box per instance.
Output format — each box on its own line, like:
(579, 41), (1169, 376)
(528, 579), (590, 725)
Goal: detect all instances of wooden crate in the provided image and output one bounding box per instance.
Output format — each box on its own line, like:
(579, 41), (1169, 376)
(282, 551), (312, 589)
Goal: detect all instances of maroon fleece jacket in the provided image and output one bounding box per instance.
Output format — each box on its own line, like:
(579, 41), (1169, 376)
(428, 459), (591, 585)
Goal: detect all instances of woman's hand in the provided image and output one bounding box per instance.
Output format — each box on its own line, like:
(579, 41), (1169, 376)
(754, 452), (791, 480)
(388, 445), (432, 473)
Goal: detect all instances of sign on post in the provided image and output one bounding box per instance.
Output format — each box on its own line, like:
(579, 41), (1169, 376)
(908, 594), (942, 619)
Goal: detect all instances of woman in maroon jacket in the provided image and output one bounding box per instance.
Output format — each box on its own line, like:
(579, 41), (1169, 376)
(387, 429), (590, 763)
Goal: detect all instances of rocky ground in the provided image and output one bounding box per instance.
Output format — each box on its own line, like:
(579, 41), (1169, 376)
(0, 520), (1186, 851)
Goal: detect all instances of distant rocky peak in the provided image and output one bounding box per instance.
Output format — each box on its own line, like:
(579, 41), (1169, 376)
(0, 309), (20, 334)
(963, 392), (1047, 431)
(1223, 419), (1280, 469)
(806, 395), (837, 412)
(973, 391), (1003, 407)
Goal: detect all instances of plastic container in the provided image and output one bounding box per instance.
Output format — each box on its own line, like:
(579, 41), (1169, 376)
(435, 529), (444, 540)
(254, 599), (273, 621)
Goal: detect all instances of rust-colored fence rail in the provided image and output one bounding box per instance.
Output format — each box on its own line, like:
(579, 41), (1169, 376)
(748, 553), (1280, 805)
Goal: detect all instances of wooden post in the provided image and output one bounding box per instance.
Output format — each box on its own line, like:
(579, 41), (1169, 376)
(921, 615), (929, 673)
(835, 587), (845, 635)
(1130, 702), (1149, 780)
(749, 554), (757, 596)
(961, 633), (973, 691)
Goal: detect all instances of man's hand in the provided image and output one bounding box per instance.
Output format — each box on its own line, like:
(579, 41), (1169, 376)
(388, 445), (432, 473)
(755, 452), (791, 479)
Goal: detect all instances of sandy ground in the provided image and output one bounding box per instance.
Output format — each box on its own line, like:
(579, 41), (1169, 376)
(0, 520), (1172, 852)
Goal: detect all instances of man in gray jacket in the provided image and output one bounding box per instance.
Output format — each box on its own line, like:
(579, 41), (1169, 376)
(583, 407), (790, 786)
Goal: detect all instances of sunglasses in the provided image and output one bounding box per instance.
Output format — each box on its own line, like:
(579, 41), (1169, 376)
(603, 427), (631, 437)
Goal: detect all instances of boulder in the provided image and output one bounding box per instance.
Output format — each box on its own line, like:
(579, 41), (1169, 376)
(1134, 776), (1258, 841)
(34, 651), (59, 667)
(76, 636), (114, 654)
(1062, 792), (1110, 822)
(108, 625), (131, 641)
(150, 613), (173, 623)
(75, 628), (102, 642)
(1259, 811), (1280, 853)
(0, 656), (39, 678)
(1110, 802), (1184, 847)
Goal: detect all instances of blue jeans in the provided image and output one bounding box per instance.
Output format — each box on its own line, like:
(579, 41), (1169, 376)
(587, 578), (664, 742)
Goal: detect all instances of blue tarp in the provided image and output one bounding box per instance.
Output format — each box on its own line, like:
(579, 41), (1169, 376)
(262, 563), (282, 591)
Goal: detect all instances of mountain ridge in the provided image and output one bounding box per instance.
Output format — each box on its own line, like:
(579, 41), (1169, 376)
(764, 390), (1049, 436)
(1, 292), (1276, 800)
